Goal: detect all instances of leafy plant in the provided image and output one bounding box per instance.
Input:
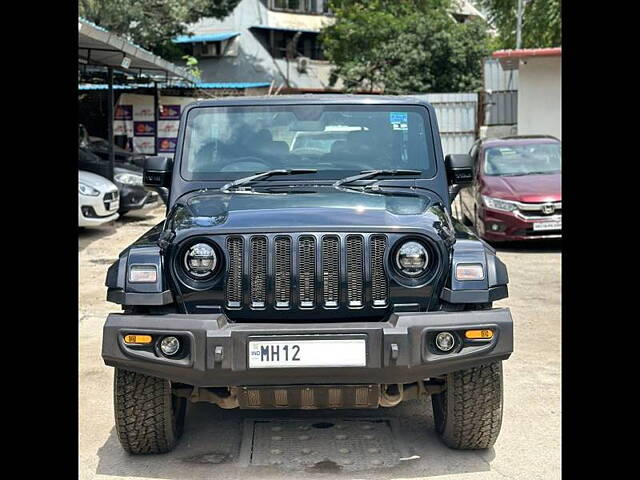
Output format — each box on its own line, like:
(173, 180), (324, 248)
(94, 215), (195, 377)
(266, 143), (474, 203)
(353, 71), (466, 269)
(321, 0), (491, 93)
(476, 0), (561, 49)
(79, 0), (240, 61)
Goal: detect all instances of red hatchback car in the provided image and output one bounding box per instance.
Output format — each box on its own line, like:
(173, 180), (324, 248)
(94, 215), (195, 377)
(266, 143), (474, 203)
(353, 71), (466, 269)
(458, 135), (561, 242)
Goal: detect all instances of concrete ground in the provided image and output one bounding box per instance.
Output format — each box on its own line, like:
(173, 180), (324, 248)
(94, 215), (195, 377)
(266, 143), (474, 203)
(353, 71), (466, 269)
(79, 206), (561, 480)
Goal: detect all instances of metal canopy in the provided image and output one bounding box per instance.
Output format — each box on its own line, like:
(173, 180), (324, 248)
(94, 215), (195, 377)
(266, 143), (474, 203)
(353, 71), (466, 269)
(78, 17), (198, 83)
(173, 32), (241, 44)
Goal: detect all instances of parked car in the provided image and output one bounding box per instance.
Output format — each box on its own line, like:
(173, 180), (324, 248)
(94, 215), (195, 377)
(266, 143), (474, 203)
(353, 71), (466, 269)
(78, 146), (161, 215)
(78, 170), (119, 227)
(458, 135), (561, 242)
(79, 123), (147, 168)
(102, 96), (513, 455)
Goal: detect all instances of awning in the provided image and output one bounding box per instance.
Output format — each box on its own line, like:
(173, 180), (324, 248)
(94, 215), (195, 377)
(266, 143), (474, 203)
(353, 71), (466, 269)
(493, 47), (562, 70)
(173, 32), (240, 44)
(78, 17), (197, 83)
(79, 82), (270, 91)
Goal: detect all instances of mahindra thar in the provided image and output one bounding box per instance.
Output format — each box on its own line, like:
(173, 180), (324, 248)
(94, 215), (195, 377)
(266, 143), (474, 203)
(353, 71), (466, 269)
(102, 96), (513, 454)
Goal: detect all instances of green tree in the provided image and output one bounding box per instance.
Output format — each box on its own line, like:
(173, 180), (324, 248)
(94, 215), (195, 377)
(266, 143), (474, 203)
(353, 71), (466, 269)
(321, 0), (491, 94)
(79, 0), (240, 60)
(476, 0), (561, 49)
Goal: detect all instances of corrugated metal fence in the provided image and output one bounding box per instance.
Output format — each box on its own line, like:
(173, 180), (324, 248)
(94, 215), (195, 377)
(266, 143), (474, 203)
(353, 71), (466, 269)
(411, 93), (477, 157)
(484, 58), (518, 91)
(482, 58), (518, 126)
(483, 91), (518, 126)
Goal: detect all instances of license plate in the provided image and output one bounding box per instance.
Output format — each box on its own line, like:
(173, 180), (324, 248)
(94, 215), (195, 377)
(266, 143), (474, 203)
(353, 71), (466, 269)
(533, 220), (561, 231)
(248, 339), (366, 368)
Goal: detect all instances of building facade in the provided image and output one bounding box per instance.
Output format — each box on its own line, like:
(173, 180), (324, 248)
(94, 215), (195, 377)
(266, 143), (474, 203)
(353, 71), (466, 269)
(175, 0), (485, 93)
(493, 48), (561, 140)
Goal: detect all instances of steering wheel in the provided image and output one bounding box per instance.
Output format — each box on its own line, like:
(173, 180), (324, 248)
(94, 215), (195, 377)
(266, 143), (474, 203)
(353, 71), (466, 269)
(214, 156), (273, 172)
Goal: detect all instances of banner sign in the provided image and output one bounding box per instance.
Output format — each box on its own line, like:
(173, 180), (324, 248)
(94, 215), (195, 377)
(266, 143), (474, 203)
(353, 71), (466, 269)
(159, 105), (181, 120)
(134, 121), (156, 137)
(114, 105), (132, 120)
(158, 138), (178, 153)
(133, 104), (155, 121)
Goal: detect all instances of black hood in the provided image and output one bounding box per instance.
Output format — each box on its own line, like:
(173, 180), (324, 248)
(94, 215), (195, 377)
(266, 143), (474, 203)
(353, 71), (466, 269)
(166, 186), (454, 242)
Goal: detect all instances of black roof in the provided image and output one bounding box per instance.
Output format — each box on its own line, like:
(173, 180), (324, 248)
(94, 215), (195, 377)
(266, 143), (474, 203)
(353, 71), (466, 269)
(187, 94), (433, 108)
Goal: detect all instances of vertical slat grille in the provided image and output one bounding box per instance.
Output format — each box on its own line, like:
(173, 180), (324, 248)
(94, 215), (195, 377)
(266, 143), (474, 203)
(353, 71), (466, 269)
(321, 237), (339, 307)
(250, 237), (267, 308)
(274, 237), (291, 308)
(346, 236), (364, 307)
(226, 237), (243, 307)
(371, 236), (388, 306)
(298, 237), (316, 307)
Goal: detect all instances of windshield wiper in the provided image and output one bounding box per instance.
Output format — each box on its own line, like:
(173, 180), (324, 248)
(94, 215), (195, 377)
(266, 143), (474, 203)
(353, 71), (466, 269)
(221, 169), (317, 192)
(333, 169), (421, 188)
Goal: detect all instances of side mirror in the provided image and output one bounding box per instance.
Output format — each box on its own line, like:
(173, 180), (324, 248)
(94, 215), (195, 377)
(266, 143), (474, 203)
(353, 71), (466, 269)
(143, 156), (173, 188)
(445, 154), (474, 187)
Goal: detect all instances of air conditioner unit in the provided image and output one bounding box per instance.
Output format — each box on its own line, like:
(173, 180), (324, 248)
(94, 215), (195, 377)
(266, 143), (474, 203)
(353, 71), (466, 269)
(296, 56), (310, 73)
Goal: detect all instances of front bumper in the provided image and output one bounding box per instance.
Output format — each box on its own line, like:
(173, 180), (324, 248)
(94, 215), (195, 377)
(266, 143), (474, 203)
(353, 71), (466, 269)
(78, 191), (120, 227)
(102, 309), (513, 387)
(479, 207), (562, 242)
(117, 185), (159, 212)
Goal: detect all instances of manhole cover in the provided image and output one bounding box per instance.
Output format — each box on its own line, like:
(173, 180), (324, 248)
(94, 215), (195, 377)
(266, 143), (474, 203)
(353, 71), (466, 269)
(242, 418), (403, 470)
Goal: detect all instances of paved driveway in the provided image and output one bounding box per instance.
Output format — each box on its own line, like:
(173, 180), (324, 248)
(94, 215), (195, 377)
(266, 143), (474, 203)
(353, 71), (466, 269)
(79, 207), (560, 480)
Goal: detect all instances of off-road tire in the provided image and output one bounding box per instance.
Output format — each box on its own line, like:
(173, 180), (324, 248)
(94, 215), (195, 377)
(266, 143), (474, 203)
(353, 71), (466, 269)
(431, 361), (503, 449)
(114, 368), (186, 454)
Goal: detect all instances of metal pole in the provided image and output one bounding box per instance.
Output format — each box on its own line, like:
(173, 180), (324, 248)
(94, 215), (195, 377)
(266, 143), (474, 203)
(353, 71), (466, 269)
(153, 81), (159, 155)
(107, 66), (115, 180)
(516, 0), (523, 49)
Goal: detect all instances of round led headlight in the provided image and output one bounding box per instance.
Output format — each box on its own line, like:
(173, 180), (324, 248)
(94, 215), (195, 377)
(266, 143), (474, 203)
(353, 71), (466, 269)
(395, 241), (429, 276)
(184, 243), (217, 278)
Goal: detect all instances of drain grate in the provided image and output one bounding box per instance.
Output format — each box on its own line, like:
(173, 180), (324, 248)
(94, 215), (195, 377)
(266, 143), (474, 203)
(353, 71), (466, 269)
(242, 417), (403, 470)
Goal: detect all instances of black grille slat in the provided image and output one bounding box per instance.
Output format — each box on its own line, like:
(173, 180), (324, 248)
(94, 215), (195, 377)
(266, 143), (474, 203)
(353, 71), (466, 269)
(371, 236), (388, 306)
(346, 236), (364, 307)
(274, 237), (292, 308)
(298, 237), (316, 307)
(250, 237), (267, 308)
(322, 237), (340, 307)
(226, 237), (243, 307)
(225, 233), (391, 311)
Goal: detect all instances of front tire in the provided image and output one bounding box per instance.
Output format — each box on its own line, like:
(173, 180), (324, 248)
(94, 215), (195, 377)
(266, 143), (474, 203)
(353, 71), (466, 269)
(114, 368), (186, 454)
(431, 361), (503, 449)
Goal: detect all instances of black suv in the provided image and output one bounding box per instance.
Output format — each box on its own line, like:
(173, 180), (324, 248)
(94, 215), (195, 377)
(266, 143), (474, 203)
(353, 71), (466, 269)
(102, 96), (513, 454)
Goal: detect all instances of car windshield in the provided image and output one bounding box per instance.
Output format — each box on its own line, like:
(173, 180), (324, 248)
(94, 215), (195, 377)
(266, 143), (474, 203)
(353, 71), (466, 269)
(483, 142), (561, 176)
(181, 104), (436, 181)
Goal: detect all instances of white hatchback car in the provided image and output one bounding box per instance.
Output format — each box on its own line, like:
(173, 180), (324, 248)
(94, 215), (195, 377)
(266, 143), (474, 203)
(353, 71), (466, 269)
(79, 170), (120, 227)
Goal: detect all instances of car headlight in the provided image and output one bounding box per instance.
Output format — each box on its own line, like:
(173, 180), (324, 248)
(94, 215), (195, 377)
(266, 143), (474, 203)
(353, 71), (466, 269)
(79, 182), (100, 196)
(481, 195), (517, 212)
(395, 241), (429, 276)
(114, 172), (143, 186)
(183, 243), (217, 278)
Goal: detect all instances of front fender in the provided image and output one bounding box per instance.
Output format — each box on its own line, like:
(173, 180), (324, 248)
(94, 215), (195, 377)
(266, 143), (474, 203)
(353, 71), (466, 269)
(440, 218), (509, 304)
(105, 222), (174, 306)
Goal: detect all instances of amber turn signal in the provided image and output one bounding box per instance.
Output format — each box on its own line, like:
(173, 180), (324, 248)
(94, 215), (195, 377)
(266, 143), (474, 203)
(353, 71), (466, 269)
(123, 334), (152, 345)
(465, 329), (493, 339)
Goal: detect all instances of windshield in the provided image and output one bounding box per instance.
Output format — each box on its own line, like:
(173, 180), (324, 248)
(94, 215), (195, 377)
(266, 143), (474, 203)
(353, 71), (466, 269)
(483, 142), (561, 176)
(180, 105), (436, 181)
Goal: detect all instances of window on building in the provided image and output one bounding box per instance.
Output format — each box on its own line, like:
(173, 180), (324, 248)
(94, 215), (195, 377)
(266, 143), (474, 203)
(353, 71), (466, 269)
(253, 28), (325, 60)
(271, 0), (320, 13)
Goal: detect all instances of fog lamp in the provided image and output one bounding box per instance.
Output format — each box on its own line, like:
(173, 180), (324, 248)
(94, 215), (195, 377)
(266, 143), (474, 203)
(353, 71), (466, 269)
(435, 332), (455, 352)
(160, 336), (180, 356)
